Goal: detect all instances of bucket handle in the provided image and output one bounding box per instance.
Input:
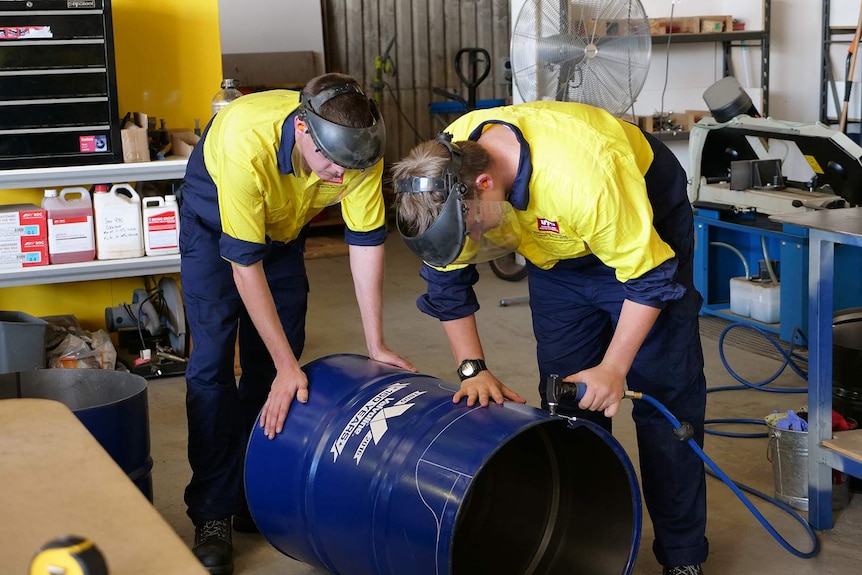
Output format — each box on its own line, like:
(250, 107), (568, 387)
(766, 428), (779, 463)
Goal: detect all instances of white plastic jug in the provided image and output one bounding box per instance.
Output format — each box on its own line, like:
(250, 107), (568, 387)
(143, 195), (180, 256)
(42, 187), (95, 264)
(93, 183), (144, 260)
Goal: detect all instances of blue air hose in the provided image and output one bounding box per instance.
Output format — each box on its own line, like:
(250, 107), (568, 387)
(706, 322), (809, 439)
(547, 378), (820, 559)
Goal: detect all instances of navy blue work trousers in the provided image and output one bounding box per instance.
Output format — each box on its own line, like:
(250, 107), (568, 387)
(179, 208), (308, 524)
(529, 192), (709, 566)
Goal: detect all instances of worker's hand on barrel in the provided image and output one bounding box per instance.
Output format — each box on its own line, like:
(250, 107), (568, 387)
(565, 363), (625, 418)
(260, 366), (309, 440)
(369, 345), (418, 373)
(453, 371), (526, 407)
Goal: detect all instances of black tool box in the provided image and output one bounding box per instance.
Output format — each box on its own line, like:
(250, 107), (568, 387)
(0, 0), (123, 170)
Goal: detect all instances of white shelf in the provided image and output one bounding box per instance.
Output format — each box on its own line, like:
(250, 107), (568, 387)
(0, 158), (188, 190)
(0, 159), (188, 287)
(0, 255), (181, 288)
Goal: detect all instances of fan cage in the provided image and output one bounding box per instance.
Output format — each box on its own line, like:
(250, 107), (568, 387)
(511, 0), (652, 116)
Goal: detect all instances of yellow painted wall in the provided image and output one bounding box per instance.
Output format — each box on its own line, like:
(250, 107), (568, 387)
(0, 0), (222, 330)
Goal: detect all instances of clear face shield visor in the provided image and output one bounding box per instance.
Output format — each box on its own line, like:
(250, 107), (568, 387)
(395, 136), (520, 268)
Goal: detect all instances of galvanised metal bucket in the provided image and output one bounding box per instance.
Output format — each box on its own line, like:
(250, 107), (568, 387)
(245, 354), (642, 575)
(18, 368), (153, 501)
(767, 423), (849, 511)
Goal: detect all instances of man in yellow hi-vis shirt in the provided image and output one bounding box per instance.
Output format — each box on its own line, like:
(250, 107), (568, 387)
(392, 101), (707, 575)
(180, 73), (415, 574)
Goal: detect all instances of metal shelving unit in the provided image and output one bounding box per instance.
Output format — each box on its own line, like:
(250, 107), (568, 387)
(654, 27), (771, 117)
(820, 0), (860, 129)
(0, 159), (187, 288)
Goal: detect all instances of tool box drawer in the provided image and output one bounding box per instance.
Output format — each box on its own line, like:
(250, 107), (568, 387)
(0, 42), (107, 70)
(0, 71), (108, 100)
(0, 0), (121, 170)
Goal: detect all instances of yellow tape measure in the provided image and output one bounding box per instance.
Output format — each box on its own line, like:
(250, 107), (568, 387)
(30, 536), (108, 575)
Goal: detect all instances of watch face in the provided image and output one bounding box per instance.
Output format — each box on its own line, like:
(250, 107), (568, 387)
(459, 359), (485, 380)
(461, 362), (477, 377)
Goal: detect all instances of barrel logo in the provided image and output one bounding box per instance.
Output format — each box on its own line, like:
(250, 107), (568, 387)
(329, 383), (426, 465)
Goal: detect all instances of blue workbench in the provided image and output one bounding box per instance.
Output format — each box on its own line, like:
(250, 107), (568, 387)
(770, 208), (862, 530)
(693, 207), (808, 343)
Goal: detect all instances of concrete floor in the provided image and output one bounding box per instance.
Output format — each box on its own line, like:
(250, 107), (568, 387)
(147, 235), (862, 575)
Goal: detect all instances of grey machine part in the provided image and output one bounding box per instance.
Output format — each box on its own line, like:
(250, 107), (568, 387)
(105, 276), (187, 378)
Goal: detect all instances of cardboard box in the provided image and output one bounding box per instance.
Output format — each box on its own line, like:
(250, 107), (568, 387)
(699, 16), (733, 33)
(121, 112), (151, 163)
(0, 236), (49, 268)
(221, 50), (323, 89)
(0, 204), (47, 239)
(649, 15), (733, 35)
(169, 130), (201, 158)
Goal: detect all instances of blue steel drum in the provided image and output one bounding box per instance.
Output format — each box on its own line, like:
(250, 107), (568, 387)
(245, 354), (641, 575)
(19, 368), (153, 501)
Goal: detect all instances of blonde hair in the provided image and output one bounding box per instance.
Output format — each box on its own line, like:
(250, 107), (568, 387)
(392, 138), (489, 236)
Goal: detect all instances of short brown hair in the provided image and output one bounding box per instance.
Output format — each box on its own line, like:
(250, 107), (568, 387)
(304, 73), (374, 128)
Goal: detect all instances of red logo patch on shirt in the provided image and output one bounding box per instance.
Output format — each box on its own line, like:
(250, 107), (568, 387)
(537, 218), (560, 233)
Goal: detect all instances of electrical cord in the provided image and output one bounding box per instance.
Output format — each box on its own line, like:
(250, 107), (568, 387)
(384, 82), (425, 143)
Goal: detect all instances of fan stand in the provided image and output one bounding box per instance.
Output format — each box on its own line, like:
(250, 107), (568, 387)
(499, 295), (529, 307)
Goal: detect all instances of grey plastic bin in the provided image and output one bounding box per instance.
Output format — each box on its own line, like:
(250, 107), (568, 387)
(0, 311), (47, 374)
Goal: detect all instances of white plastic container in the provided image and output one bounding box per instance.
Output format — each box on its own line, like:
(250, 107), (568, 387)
(729, 277), (751, 318)
(93, 183), (144, 260)
(749, 280), (781, 324)
(42, 187), (95, 264)
(730, 277), (780, 324)
(143, 195), (180, 256)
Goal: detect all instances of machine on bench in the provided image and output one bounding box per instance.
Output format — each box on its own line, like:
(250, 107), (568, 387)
(686, 77), (862, 343)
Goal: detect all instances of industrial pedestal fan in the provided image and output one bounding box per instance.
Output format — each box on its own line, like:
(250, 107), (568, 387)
(510, 0), (651, 114)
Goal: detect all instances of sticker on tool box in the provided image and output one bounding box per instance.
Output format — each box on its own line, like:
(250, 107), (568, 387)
(0, 26), (52, 40)
(79, 135), (108, 153)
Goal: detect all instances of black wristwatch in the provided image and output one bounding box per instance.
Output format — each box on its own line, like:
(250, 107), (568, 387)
(457, 359), (487, 381)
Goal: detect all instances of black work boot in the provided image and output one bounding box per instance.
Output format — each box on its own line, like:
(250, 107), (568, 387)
(193, 518), (233, 575)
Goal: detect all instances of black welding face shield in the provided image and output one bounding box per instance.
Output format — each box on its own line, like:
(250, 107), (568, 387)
(298, 84), (385, 170)
(395, 134), (520, 268)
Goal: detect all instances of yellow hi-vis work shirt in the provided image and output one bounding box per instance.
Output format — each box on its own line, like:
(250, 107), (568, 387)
(446, 101), (675, 284)
(194, 90), (386, 265)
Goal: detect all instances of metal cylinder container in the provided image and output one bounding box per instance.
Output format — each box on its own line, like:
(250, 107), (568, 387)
(18, 368), (153, 501)
(245, 354), (642, 575)
(767, 423), (849, 511)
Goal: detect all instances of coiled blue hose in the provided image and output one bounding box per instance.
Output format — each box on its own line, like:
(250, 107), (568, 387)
(633, 390), (819, 559)
(706, 322), (809, 439)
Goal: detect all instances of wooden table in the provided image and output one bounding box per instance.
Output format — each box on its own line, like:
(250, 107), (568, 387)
(770, 208), (862, 530)
(0, 398), (207, 575)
